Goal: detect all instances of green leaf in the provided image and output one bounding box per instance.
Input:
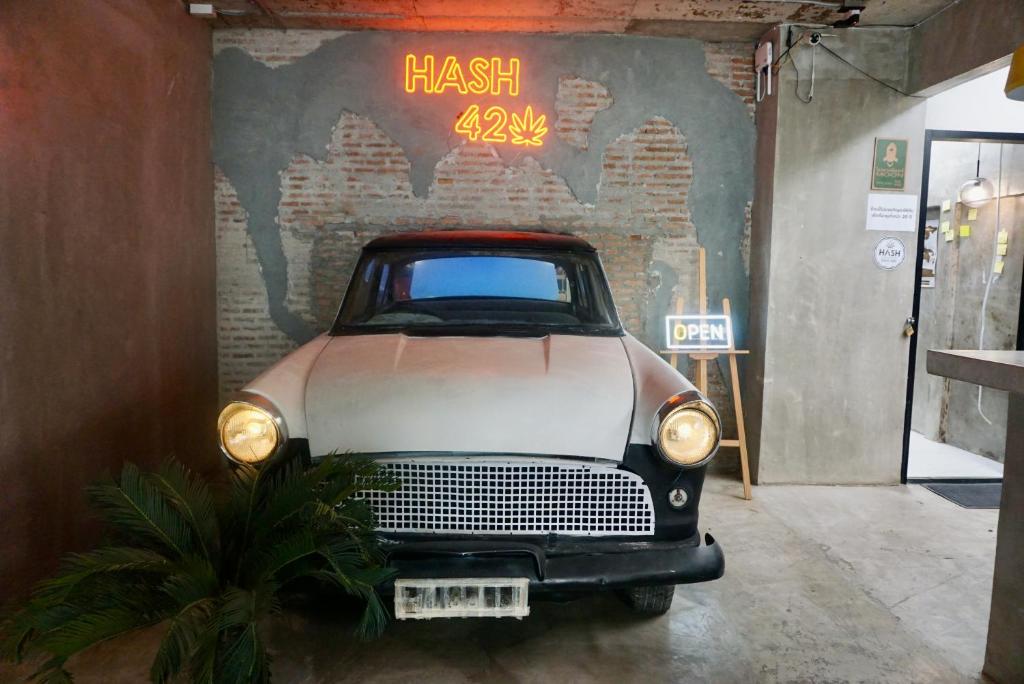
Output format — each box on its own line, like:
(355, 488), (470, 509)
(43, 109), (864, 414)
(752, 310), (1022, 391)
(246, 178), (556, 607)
(149, 597), (218, 684)
(243, 530), (319, 585)
(148, 460), (220, 562)
(217, 585), (279, 633)
(159, 558), (219, 607)
(33, 547), (172, 604)
(87, 463), (195, 559)
(217, 624), (270, 684)
(33, 605), (166, 659)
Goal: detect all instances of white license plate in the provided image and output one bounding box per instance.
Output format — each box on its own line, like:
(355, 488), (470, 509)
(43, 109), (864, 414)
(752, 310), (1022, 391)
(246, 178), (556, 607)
(394, 578), (530, 620)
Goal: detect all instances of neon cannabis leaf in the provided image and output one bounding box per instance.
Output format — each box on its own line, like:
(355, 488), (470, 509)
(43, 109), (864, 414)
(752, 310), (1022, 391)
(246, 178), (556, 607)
(509, 106), (548, 147)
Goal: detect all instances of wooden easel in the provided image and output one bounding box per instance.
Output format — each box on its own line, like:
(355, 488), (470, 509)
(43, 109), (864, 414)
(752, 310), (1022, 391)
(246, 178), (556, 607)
(661, 247), (752, 500)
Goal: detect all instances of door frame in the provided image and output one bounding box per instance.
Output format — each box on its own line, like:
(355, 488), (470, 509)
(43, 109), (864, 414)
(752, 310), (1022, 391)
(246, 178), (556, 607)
(901, 129), (1024, 483)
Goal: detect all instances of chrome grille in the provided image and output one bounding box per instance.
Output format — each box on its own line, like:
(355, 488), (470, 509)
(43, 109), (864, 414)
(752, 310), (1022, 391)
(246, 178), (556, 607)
(358, 457), (655, 536)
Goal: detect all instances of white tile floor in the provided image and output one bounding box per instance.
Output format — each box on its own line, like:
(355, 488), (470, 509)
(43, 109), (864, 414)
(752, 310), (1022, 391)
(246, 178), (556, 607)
(907, 430), (1004, 480)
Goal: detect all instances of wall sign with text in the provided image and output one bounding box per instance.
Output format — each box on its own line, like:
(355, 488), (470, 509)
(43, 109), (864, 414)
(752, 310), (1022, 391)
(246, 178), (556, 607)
(404, 54), (548, 147)
(873, 236), (906, 270)
(871, 137), (908, 191)
(865, 193), (917, 232)
(665, 315), (734, 351)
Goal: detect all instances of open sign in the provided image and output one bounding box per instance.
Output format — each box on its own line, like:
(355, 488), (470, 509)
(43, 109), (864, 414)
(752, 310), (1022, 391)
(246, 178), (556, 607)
(665, 315), (733, 351)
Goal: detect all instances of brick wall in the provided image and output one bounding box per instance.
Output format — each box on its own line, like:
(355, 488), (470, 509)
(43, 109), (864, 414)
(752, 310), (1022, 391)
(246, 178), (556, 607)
(265, 113), (699, 356)
(704, 42), (756, 120)
(213, 31), (755, 455)
(214, 29), (339, 67)
(554, 76), (614, 149)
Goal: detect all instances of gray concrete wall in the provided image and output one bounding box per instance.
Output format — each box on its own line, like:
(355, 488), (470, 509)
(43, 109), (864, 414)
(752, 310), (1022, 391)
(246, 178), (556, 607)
(754, 27), (926, 484)
(913, 141), (1024, 462)
(0, 0), (217, 599)
(907, 0), (1024, 97)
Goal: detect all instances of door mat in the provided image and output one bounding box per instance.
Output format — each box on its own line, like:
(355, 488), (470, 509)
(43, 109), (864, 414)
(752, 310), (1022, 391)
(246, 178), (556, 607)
(922, 482), (1002, 509)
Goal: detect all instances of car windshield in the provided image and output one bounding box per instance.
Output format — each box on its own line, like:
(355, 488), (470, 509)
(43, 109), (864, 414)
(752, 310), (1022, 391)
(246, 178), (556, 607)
(332, 248), (622, 336)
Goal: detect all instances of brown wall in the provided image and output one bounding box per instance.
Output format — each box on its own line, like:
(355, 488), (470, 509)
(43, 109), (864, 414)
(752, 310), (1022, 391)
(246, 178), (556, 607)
(0, 0), (216, 599)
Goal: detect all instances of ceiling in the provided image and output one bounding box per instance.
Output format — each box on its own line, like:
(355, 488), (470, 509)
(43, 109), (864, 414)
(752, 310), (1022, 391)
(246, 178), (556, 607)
(204, 0), (962, 40)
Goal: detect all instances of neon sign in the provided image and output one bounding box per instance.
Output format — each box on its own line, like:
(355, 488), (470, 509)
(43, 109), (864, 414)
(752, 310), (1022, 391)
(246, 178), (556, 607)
(665, 315), (734, 351)
(404, 53), (547, 147)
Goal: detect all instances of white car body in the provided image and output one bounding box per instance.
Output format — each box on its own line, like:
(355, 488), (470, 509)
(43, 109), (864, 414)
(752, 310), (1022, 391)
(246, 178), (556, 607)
(242, 330), (693, 461)
(223, 230), (724, 603)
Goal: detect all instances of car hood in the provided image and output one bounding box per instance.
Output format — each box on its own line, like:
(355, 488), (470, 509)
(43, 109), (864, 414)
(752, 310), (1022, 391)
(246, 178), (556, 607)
(304, 333), (634, 461)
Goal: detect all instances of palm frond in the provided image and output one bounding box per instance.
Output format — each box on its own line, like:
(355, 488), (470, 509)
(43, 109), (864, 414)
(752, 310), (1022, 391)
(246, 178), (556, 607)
(87, 462), (195, 559)
(159, 557), (220, 607)
(149, 597), (218, 684)
(217, 584), (279, 633)
(33, 605), (167, 659)
(243, 530), (319, 586)
(217, 623), (270, 684)
(32, 547), (172, 604)
(313, 456), (398, 509)
(353, 589), (391, 640)
(306, 569), (392, 640)
(148, 460), (220, 561)
(1, 454), (394, 682)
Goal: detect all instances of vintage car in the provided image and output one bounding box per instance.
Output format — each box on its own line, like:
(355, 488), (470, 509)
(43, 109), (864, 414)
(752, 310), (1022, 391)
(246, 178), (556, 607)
(217, 230), (724, 619)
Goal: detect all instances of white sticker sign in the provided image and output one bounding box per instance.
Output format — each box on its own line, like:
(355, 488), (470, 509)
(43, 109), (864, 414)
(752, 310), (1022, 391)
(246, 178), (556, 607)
(873, 236), (906, 270)
(866, 193), (918, 232)
(665, 315), (734, 351)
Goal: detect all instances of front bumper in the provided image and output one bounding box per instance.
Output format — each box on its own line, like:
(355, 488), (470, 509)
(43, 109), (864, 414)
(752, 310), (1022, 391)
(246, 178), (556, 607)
(379, 532), (724, 594)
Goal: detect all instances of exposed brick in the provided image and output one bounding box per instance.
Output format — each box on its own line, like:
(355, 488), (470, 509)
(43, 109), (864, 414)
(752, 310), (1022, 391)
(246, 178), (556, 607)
(213, 29), (337, 66)
(704, 42), (756, 120)
(554, 76), (613, 150)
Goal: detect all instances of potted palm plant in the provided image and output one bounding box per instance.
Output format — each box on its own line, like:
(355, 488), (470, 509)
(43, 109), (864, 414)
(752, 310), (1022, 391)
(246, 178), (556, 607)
(1, 454), (396, 683)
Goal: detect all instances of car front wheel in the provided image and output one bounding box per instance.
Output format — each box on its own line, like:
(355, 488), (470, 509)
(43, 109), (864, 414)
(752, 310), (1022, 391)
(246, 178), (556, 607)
(619, 585), (675, 615)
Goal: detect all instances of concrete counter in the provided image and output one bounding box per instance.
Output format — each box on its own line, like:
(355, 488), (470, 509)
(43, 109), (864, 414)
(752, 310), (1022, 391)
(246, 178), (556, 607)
(927, 349), (1024, 684)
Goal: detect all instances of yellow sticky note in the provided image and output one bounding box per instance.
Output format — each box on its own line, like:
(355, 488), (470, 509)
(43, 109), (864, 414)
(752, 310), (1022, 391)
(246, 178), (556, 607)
(941, 199), (951, 212)
(944, 230), (955, 242)
(960, 225), (971, 237)
(968, 208), (978, 220)
(998, 244), (1008, 256)
(940, 221), (950, 231)
(998, 231), (1009, 244)
(994, 260), (1005, 274)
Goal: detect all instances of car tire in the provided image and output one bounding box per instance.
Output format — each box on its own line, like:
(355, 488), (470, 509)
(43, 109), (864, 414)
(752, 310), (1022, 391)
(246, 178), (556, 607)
(619, 585), (675, 615)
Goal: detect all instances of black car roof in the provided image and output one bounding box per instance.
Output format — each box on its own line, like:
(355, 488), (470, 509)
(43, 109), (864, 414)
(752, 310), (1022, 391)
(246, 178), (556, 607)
(363, 230), (596, 253)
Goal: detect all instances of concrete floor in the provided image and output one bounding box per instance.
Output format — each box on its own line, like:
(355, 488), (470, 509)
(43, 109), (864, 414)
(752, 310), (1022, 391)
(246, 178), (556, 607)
(2, 476), (998, 683)
(908, 430), (1004, 480)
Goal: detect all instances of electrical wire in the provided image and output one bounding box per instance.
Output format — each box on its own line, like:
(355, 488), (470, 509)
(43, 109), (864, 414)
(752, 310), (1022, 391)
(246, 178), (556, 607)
(780, 32), (927, 102)
(772, 31), (807, 69)
(817, 43), (925, 98)
(790, 37), (815, 103)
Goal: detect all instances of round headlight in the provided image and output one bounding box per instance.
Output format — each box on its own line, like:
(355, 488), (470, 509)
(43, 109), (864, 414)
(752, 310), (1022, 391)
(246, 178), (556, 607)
(655, 401), (720, 467)
(218, 401), (281, 464)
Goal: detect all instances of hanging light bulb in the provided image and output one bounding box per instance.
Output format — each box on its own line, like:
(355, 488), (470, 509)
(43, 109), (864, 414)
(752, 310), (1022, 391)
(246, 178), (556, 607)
(959, 142), (995, 207)
(959, 176), (996, 207)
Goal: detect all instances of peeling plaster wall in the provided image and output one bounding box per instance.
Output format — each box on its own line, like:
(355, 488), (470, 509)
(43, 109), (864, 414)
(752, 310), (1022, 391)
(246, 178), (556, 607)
(212, 31), (755, 437)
